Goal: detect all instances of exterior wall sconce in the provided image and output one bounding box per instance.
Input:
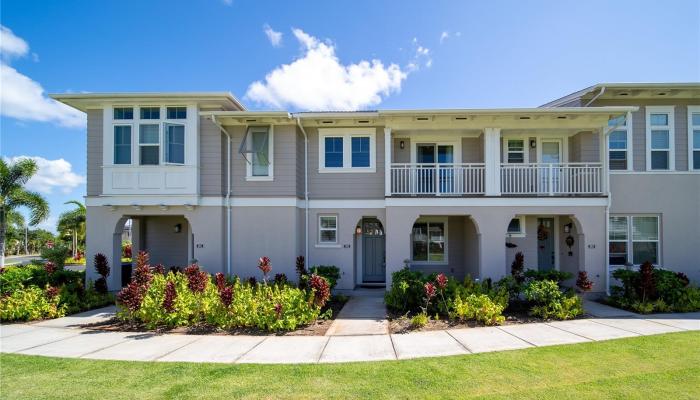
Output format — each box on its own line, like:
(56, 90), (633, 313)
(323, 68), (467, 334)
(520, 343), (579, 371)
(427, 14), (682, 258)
(400, 140), (405, 149)
(159, 204), (169, 211)
(530, 139), (536, 148)
(131, 204), (142, 211)
(564, 222), (573, 233)
(355, 226), (363, 235)
(174, 223), (182, 233)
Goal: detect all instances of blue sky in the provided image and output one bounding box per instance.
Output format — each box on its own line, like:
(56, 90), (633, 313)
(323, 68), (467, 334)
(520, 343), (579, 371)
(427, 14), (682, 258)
(1, 0), (698, 232)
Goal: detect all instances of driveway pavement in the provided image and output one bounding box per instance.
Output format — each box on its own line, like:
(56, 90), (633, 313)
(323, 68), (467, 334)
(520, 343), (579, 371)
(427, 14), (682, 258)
(1, 300), (698, 364)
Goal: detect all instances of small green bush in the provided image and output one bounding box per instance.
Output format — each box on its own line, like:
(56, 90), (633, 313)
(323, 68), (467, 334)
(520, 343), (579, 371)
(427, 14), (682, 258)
(525, 280), (583, 320)
(0, 286), (66, 321)
(40, 245), (70, 270)
(609, 265), (700, 313)
(524, 269), (573, 284)
(410, 312), (429, 328)
(451, 294), (505, 325)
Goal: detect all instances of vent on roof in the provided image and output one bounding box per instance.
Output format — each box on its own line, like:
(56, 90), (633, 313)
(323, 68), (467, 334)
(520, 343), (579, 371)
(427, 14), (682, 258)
(245, 119), (257, 122)
(455, 117), (467, 120)
(416, 117), (430, 121)
(557, 116), (567, 119)
(657, 92), (667, 96)
(519, 116), (531, 120)
(358, 120), (370, 124)
(618, 92), (629, 96)
(322, 120), (334, 124)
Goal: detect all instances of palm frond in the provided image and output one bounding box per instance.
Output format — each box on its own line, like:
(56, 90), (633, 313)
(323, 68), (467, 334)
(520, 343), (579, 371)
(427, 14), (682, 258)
(6, 189), (49, 226)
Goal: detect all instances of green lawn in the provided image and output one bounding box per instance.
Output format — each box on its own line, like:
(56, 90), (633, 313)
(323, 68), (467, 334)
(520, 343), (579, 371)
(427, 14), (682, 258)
(1, 331), (699, 399)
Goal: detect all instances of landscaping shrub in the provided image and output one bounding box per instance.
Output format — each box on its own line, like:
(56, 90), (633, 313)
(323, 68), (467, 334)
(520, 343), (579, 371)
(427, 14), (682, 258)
(524, 280), (583, 320)
(511, 252), (525, 283)
(308, 265), (340, 290)
(384, 268), (429, 313)
(609, 263), (700, 313)
(0, 285), (66, 321)
(115, 253), (324, 332)
(576, 271), (593, 292)
(524, 269), (573, 285)
(40, 244), (70, 270)
(451, 294), (505, 325)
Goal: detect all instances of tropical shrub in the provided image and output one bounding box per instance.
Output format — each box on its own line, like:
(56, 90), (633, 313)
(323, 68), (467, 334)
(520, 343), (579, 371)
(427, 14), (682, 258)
(511, 252), (525, 283)
(451, 294), (505, 325)
(40, 244), (70, 270)
(524, 269), (573, 285)
(93, 253), (110, 294)
(609, 263), (700, 313)
(0, 285), (66, 321)
(410, 312), (429, 328)
(309, 265), (340, 290)
(384, 268), (430, 313)
(576, 271), (593, 292)
(524, 280), (583, 320)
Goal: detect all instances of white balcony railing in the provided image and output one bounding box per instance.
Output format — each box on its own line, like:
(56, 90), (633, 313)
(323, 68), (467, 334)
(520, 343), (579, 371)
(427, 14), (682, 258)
(500, 162), (603, 195)
(390, 163), (486, 195)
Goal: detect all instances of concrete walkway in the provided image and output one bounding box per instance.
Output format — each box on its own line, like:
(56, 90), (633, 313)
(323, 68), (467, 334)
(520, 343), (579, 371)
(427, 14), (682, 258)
(1, 301), (698, 364)
(325, 290), (388, 336)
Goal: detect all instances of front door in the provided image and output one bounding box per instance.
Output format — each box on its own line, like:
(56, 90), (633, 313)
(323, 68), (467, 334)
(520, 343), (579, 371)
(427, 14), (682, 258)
(537, 218), (555, 271)
(361, 218), (386, 283)
(540, 140), (562, 192)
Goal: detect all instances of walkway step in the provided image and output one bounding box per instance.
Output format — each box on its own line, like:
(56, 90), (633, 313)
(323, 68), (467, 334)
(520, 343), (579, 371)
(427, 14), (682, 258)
(326, 296), (389, 336)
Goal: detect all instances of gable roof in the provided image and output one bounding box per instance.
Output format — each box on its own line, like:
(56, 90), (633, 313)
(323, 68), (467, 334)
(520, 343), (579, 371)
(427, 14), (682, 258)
(541, 82), (700, 107)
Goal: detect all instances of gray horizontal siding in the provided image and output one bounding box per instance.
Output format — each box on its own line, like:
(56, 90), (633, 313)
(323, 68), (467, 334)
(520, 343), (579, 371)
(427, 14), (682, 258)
(199, 116), (224, 195)
(86, 109), (103, 196)
(307, 126), (385, 199)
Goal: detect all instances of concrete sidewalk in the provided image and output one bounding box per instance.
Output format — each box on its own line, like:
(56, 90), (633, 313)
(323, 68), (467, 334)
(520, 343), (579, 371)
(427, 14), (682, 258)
(1, 301), (698, 364)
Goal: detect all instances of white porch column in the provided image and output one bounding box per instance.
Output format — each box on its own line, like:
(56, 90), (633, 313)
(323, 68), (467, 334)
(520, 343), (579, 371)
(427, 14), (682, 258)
(599, 127), (609, 194)
(483, 127), (502, 196)
(384, 127), (392, 197)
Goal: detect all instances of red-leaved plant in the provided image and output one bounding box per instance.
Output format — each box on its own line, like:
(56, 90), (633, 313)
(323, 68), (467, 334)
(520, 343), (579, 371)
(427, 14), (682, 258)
(116, 283), (143, 313)
(274, 302), (283, 319)
(296, 255), (307, 282)
(576, 271), (594, 292)
(639, 261), (656, 302)
(258, 256), (272, 284)
(435, 273), (449, 315)
(93, 253), (110, 294)
(215, 272), (226, 292)
(44, 261), (56, 275)
(219, 286), (233, 307)
(152, 264), (165, 275)
(184, 264), (208, 293)
(45, 285), (59, 299)
(422, 282), (436, 315)
(163, 280), (177, 313)
(309, 274), (330, 307)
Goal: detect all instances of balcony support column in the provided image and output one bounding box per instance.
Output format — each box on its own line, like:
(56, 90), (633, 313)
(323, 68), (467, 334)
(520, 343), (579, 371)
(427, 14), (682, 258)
(600, 128), (609, 195)
(384, 127), (392, 197)
(484, 127), (502, 196)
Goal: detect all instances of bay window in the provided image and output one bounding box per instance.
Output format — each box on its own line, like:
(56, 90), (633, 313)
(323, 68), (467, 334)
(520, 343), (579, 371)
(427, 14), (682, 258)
(113, 107), (133, 120)
(646, 107), (674, 170)
(139, 124), (160, 165)
(411, 218), (447, 263)
(167, 106), (187, 119)
(113, 125), (132, 164)
(164, 123), (185, 164)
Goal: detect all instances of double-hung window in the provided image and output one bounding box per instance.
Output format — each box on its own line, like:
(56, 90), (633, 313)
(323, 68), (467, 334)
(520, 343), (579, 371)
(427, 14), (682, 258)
(608, 113), (631, 170)
(113, 125), (132, 164)
(688, 106), (700, 170)
(164, 123), (185, 164)
(411, 218), (447, 263)
(608, 215), (660, 266)
(319, 215), (338, 244)
(646, 106), (674, 170)
(506, 139), (525, 163)
(139, 124), (160, 165)
(319, 128), (376, 172)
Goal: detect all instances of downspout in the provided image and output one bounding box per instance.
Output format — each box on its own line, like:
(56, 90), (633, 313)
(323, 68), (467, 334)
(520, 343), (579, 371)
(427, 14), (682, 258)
(296, 117), (310, 266)
(210, 115), (232, 276)
(584, 86), (606, 107)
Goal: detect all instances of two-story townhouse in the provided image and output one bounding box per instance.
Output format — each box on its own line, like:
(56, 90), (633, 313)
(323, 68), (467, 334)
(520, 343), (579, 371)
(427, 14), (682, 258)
(544, 83), (700, 288)
(52, 83), (698, 295)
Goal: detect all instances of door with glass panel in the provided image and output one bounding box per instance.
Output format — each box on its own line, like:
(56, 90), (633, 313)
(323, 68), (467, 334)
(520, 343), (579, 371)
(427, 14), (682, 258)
(540, 140), (562, 193)
(416, 144), (454, 194)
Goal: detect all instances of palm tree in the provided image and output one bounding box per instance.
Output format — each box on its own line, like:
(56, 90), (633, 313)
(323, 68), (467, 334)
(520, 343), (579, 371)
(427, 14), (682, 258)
(57, 200), (86, 258)
(0, 158), (50, 267)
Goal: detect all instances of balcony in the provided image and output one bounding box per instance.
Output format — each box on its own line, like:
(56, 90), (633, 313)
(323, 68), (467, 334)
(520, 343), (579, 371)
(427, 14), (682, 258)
(389, 162), (604, 196)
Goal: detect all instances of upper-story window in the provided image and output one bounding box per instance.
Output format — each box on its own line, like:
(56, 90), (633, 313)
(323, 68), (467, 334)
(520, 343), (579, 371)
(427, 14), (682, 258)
(646, 106), (675, 171)
(139, 124), (160, 165)
(140, 107), (160, 119)
(688, 106), (700, 171)
(318, 128), (376, 173)
(608, 113), (631, 170)
(506, 139), (525, 163)
(110, 106), (187, 166)
(167, 107), (187, 119)
(241, 126), (273, 180)
(113, 107), (133, 120)
(113, 125), (132, 164)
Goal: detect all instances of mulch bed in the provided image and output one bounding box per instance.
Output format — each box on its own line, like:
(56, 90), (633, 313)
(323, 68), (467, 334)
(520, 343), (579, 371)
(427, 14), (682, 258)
(80, 296), (348, 337)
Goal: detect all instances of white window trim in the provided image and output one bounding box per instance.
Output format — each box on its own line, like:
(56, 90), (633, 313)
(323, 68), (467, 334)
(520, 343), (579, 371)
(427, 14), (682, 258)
(317, 214), (339, 246)
(645, 106), (675, 171)
(608, 111), (633, 171)
(165, 106), (188, 120)
(608, 214), (661, 267)
(163, 122), (186, 165)
(113, 107), (134, 121)
(688, 106), (700, 171)
(245, 125), (274, 181)
(506, 215), (526, 238)
(318, 128), (376, 173)
(536, 137), (568, 164)
(411, 217), (449, 265)
(503, 138), (528, 164)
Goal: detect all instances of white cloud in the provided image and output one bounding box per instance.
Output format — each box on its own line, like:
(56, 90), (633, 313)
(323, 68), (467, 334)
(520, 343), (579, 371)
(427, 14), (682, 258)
(408, 39), (432, 71)
(263, 24), (283, 47)
(221, 0), (233, 5)
(5, 156), (85, 195)
(440, 31), (449, 44)
(245, 28), (407, 110)
(0, 26), (29, 59)
(0, 25), (86, 128)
